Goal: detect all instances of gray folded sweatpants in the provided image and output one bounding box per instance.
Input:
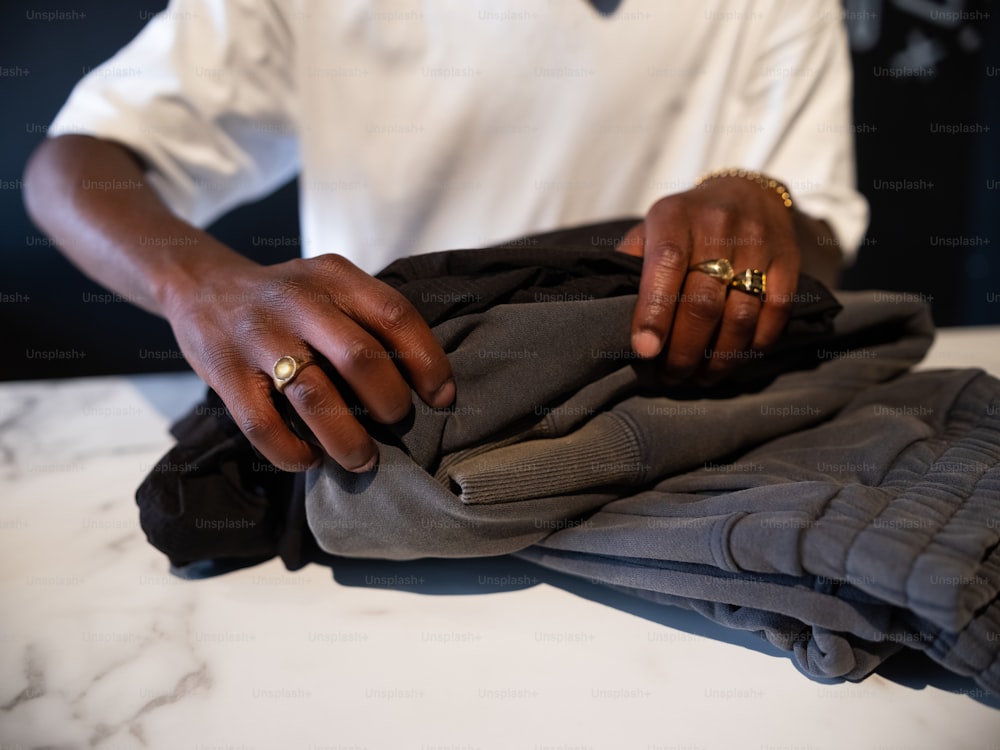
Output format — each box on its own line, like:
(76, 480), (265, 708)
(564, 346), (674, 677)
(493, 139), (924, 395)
(305, 290), (1000, 693)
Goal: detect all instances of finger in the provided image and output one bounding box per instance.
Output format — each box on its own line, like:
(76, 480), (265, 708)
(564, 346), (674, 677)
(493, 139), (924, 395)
(700, 284), (763, 383)
(751, 253), (798, 352)
(660, 270), (728, 382)
(316, 254), (455, 407)
(220, 374), (322, 473)
(616, 222), (645, 256)
(658, 199), (737, 381)
(280, 364), (379, 473)
(630, 203), (692, 358)
(698, 240), (767, 383)
(302, 309), (414, 425)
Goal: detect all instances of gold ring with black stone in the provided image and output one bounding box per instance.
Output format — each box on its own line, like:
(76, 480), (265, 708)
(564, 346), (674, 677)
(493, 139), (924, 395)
(729, 269), (766, 298)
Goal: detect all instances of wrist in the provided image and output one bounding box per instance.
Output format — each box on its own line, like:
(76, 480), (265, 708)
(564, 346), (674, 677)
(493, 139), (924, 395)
(148, 232), (257, 316)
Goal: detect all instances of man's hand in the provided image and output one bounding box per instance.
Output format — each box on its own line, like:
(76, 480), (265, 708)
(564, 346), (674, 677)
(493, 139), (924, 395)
(25, 136), (453, 476)
(617, 176), (803, 384)
(162, 253), (455, 473)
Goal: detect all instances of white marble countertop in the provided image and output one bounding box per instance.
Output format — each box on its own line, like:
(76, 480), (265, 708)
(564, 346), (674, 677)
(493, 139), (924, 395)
(2, 327), (1000, 750)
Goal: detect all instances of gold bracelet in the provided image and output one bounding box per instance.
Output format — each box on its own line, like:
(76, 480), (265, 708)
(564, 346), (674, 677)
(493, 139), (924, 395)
(695, 168), (793, 209)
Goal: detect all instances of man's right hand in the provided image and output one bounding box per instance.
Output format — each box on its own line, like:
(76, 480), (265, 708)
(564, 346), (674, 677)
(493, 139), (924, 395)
(162, 252), (456, 473)
(24, 135), (454, 473)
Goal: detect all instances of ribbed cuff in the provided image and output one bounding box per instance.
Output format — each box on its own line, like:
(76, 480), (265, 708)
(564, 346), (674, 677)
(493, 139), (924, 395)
(447, 412), (644, 505)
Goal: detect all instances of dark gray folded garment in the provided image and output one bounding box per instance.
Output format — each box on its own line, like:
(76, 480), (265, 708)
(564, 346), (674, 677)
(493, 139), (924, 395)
(306, 288), (936, 559)
(306, 271), (1000, 694)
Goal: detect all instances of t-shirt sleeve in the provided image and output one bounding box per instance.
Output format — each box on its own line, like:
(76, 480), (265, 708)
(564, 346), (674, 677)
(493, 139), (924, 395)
(711, 0), (869, 262)
(47, 0), (299, 228)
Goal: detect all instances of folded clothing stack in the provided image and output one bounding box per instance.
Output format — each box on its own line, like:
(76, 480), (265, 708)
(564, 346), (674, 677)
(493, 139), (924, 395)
(137, 220), (1000, 694)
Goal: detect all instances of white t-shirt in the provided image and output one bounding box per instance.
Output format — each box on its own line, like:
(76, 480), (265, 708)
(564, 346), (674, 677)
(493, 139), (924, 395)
(49, 0), (868, 273)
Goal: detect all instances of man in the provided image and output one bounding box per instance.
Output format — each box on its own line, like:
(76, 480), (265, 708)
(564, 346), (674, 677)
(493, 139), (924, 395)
(23, 0), (866, 474)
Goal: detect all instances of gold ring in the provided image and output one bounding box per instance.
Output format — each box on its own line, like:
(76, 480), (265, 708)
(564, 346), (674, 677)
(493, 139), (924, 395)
(729, 269), (766, 297)
(272, 355), (317, 393)
(689, 258), (734, 285)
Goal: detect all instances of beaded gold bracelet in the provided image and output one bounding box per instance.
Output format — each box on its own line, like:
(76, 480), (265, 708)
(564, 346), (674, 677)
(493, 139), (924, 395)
(695, 168), (793, 209)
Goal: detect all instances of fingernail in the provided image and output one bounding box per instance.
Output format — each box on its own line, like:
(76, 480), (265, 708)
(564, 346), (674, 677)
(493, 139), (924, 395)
(632, 330), (662, 359)
(348, 451), (379, 474)
(431, 378), (456, 407)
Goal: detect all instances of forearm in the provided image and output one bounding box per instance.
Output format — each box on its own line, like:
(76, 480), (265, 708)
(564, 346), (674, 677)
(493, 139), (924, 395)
(22, 134), (252, 317)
